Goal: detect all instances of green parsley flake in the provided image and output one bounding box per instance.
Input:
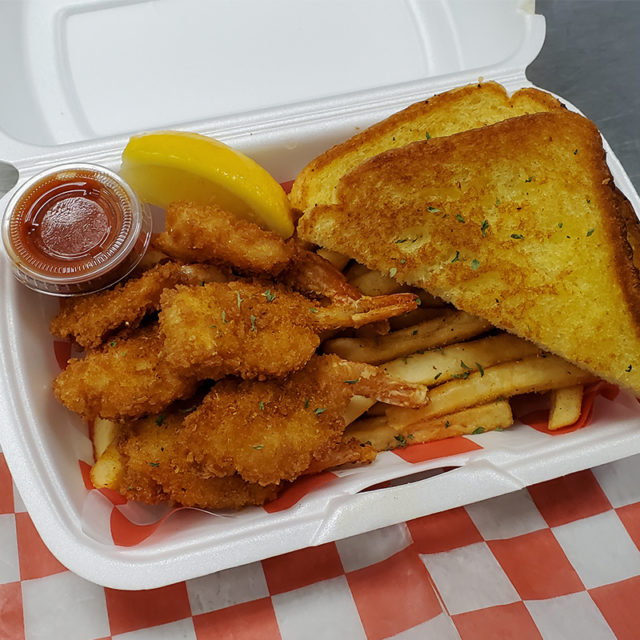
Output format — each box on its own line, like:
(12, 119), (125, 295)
(471, 259), (480, 271)
(425, 131), (431, 140)
(258, 401), (264, 411)
(574, 149), (578, 155)
(253, 444), (264, 450)
(109, 340), (117, 347)
(427, 206), (440, 213)
(525, 176), (533, 183)
(456, 214), (466, 223)
(149, 462), (160, 467)
(308, 307), (319, 314)
(304, 398), (310, 408)
(495, 198), (501, 206)
(451, 250), (460, 263)
(389, 267), (398, 278)
(235, 290), (243, 308)
(472, 427), (485, 435)
(434, 372), (442, 380)
(558, 222), (564, 229)
(460, 361), (471, 370)
(626, 365), (633, 373)
(511, 233), (524, 239)
(263, 289), (276, 302)
(412, 329), (418, 336)
(481, 219), (489, 237)
(313, 407), (327, 415)
(155, 414), (166, 426)
(250, 314), (257, 332)
(222, 311), (228, 323)
(475, 362), (485, 377)
(395, 238), (408, 243)
(445, 420), (450, 428)
(394, 434), (408, 448)
(586, 228), (595, 237)
(344, 378), (360, 384)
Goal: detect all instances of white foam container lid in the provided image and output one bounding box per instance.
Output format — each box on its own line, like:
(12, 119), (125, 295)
(1, 0), (639, 590)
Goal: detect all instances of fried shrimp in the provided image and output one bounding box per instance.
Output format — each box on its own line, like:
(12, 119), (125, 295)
(96, 355), (425, 508)
(175, 354), (428, 486)
(159, 280), (420, 380)
(153, 201), (363, 302)
(153, 201), (296, 275)
(50, 261), (227, 348)
(53, 325), (199, 421)
(116, 414), (280, 509)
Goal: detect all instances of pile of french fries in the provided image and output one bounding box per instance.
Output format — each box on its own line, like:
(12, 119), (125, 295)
(320, 250), (597, 452)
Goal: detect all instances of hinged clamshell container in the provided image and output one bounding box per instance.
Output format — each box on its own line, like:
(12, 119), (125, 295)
(1, 0), (639, 590)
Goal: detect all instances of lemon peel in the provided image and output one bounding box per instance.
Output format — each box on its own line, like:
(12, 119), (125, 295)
(120, 131), (293, 237)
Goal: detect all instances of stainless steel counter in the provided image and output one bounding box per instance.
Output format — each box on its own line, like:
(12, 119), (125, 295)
(529, 0), (640, 191)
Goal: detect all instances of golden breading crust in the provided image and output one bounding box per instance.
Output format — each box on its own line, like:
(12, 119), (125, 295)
(53, 325), (199, 421)
(153, 201), (295, 275)
(174, 354), (424, 487)
(158, 280), (419, 380)
(49, 261), (227, 348)
(289, 81), (565, 212)
(297, 110), (640, 395)
(116, 414), (281, 509)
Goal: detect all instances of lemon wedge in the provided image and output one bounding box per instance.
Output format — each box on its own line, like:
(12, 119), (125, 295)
(120, 131), (294, 237)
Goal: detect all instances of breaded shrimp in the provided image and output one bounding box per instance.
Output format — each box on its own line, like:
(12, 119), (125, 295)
(176, 354), (427, 486)
(159, 280), (419, 379)
(50, 261), (227, 348)
(53, 325), (199, 421)
(153, 201), (362, 301)
(153, 201), (296, 275)
(116, 414), (280, 509)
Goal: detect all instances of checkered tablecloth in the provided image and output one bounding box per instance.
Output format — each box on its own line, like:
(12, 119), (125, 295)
(2, 449), (640, 639)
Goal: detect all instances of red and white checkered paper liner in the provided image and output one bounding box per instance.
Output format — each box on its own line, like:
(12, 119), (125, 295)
(3, 445), (640, 639)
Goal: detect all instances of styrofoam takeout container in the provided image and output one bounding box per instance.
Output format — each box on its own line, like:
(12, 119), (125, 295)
(1, 0), (639, 590)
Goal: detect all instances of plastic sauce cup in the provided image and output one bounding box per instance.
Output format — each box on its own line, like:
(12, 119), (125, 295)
(1, 163), (151, 296)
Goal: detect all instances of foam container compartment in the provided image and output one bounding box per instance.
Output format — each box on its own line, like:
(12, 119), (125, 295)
(1, 0), (639, 590)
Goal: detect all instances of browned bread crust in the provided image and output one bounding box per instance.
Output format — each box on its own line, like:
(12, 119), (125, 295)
(297, 110), (640, 395)
(289, 82), (565, 212)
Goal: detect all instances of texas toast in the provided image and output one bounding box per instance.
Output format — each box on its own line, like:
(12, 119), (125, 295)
(289, 81), (565, 213)
(297, 109), (640, 395)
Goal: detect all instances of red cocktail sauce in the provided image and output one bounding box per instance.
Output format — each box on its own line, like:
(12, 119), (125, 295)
(2, 165), (150, 295)
(14, 175), (127, 272)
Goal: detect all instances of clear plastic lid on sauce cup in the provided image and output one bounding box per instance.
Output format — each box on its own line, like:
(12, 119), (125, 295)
(1, 163), (151, 296)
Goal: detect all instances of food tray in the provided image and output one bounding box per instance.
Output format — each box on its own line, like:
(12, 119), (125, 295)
(1, 0), (639, 590)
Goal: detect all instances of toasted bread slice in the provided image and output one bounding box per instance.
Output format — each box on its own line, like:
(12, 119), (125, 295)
(289, 81), (565, 212)
(297, 110), (640, 395)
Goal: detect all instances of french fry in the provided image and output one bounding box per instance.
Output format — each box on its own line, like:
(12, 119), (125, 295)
(323, 309), (493, 364)
(316, 247), (350, 271)
(342, 395), (377, 425)
(345, 400), (514, 451)
(348, 268), (405, 296)
(548, 384), (584, 430)
(386, 354), (597, 428)
(344, 416), (397, 451)
(91, 417), (121, 459)
(383, 333), (540, 385)
(388, 306), (450, 330)
(344, 261), (372, 281)
(90, 443), (124, 490)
